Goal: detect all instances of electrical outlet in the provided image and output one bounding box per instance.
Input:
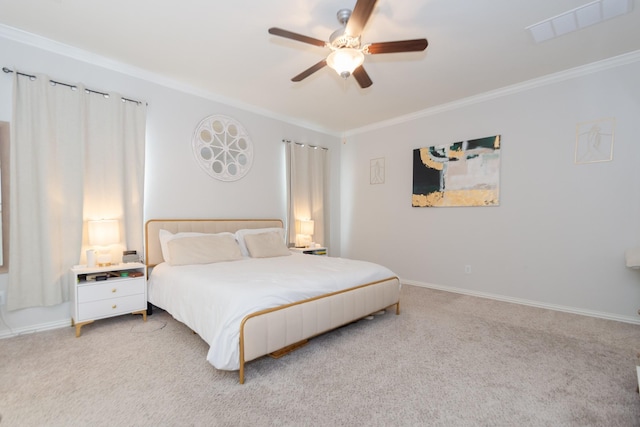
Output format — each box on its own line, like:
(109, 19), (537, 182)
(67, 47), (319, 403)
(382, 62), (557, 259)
(464, 265), (472, 274)
(0, 290), (5, 305)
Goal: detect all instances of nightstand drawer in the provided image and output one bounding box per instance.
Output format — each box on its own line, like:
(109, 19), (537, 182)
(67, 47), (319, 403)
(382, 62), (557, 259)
(70, 262), (147, 336)
(77, 277), (145, 303)
(78, 293), (146, 320)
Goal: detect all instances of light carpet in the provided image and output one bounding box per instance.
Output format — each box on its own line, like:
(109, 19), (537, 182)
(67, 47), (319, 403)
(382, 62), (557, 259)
(1, 285), (639, 426)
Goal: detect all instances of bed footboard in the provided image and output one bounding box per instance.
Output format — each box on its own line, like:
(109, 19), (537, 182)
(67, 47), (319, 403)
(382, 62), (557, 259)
(238, 277), (400, 384)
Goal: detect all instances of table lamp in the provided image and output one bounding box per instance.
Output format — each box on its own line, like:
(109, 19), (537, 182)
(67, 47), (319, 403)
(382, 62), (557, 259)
(295, 219), (314, 248)
(89, 219), (120, 266)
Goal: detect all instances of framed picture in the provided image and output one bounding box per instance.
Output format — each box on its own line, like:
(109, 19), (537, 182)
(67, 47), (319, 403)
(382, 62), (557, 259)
(370, 157), (385, 185)
(412, 135), (501, 207)
(575, 118), (615, 164)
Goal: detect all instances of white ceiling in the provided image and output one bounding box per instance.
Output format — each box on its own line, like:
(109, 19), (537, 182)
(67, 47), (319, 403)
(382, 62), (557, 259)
(1, 0), (639, 134)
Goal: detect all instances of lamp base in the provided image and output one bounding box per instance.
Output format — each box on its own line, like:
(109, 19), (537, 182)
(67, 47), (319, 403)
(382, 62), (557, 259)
(296, 234), (312, 248)
(96, 253), (112, 267)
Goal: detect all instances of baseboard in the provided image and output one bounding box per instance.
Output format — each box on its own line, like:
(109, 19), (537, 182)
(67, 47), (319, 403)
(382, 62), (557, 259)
(0, 318), (71, 339)
(401, 279), (640, 325)
(2, 282), (637, 338)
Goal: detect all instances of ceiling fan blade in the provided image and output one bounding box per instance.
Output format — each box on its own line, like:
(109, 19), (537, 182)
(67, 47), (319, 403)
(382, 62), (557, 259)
(365, 39), (429, 54)
(345, 0), (378, 37)
(291, 59), (328, 82)
(352, 66), (373, 88)
(268, 27), (326, 47)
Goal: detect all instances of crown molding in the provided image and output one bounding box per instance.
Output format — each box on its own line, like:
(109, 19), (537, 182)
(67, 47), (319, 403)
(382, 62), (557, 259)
(0, 24), (340, 137)
(2, 23), (638, 139)
(344, 49), (640, 137)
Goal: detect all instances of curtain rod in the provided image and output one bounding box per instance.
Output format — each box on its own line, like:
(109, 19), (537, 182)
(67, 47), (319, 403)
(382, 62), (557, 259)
(282, 139), (328, 151)
(2, 67), (145, 105)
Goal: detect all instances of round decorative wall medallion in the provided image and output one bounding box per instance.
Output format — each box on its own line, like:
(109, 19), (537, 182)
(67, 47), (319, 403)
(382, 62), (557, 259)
(192, 115), (253, 181)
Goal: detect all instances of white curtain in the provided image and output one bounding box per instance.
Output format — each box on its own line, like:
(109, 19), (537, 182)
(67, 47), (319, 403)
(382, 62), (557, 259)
(82, 89), (146, 255)
(7, 72), (146, 311)
(285, 142), (329, 248)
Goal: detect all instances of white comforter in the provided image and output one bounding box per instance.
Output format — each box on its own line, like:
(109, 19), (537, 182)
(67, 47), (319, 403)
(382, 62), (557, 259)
(147, 252), (396, 370)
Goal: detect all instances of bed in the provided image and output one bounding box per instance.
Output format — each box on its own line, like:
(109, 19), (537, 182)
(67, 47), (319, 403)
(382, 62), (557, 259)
(145, 219), (401, 383)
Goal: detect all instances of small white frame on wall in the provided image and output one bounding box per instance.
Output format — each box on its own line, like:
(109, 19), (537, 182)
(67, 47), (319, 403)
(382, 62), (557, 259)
(575, 117), (615, 164)
(370, 157), (385, 184)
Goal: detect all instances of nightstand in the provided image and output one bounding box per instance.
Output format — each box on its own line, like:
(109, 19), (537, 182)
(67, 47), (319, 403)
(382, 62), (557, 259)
(70, 262), (147, 337)
(290, 247), (328, 256)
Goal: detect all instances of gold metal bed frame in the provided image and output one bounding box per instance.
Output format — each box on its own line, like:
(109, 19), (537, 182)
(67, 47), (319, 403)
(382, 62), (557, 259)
(145, 219), (401, 383)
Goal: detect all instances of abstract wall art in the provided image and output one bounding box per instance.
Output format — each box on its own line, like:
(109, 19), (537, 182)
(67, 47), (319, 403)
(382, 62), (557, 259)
(412, 135), (501, 207)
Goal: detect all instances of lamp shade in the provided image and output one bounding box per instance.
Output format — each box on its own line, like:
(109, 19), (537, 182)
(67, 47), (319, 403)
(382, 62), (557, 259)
(299, 219), (314, 236)
(295, 219), (315, 235)
(326, 48), (365, 78)
(88, 219), (120, 246)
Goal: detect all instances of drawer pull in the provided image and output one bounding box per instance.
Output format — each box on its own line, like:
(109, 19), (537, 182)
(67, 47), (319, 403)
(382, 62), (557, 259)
(112, 304), (117, 309)
(111, 288), (117, 293)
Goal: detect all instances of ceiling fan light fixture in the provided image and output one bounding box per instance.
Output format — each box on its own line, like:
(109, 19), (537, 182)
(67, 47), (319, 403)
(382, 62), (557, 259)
(269, 0), (429, 88)
(326, 48), (365, 78)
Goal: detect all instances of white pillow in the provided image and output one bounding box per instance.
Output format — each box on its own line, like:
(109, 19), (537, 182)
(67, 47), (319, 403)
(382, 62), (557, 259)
(243, 231), (291, 258)
(159, 229), (236, 263)
(167, 234), (243, 266)
(235, 227), (286, 257)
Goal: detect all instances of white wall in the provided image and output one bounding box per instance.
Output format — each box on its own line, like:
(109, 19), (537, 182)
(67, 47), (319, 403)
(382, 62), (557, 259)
(1, 27), (639, 338)
(341, 54), (640, 322)
(0, 32), (341, 336)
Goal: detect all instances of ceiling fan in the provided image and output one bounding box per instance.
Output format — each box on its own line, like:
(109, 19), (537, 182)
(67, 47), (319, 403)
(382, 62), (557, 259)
(268, 0), (428, 88)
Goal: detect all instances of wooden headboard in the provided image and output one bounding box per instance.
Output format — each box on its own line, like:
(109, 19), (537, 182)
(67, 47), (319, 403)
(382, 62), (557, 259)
(145, 218), (284, 267)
